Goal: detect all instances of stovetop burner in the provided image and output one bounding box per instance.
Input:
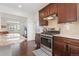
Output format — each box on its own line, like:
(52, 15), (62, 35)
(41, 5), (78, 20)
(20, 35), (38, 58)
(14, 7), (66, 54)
(41, 31), (60, 37)
(42, 31), (60, 35)
(42, 33), (53, 35)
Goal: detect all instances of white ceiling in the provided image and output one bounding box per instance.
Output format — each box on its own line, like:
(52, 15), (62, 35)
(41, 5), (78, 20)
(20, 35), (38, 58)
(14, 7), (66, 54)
(0, 3), (49, 13)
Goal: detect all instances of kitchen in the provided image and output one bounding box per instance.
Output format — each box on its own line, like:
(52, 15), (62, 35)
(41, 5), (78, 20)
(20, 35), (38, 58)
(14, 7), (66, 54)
(34, 3), (79, 56)
(0, 3), (79, 56)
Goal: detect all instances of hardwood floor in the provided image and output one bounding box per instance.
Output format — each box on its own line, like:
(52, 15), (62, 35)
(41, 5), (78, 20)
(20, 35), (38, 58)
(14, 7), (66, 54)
(16, 40), (36, 56)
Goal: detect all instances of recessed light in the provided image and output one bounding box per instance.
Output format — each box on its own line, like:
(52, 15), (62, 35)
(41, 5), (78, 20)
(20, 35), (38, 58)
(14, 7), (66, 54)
(18, 5), (22, 8)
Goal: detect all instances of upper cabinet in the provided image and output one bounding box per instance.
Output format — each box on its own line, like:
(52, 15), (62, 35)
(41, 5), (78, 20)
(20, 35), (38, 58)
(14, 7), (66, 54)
(39, 10), (48, 26)
(58, 3), (77, 23)
(58, 4), (67, 23)
(39, 3), (77, 26)
(39, 3), (58, 26)
(49, 4), (58, 15)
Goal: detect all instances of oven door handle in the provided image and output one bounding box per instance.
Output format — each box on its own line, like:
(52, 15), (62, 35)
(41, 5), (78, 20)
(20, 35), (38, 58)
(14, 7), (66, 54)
(41, 37), (52, 40)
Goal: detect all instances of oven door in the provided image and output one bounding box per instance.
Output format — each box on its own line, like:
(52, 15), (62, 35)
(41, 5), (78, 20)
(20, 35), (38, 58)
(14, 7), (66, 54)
(41, 36), (52, 52)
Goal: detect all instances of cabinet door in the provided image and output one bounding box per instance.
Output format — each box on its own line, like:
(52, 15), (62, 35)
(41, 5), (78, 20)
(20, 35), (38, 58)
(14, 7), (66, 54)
(58, 3), (67, 23)
(68, 44), (79, 56)
(66, 4), (77, 22)
(53, 4), (58, 14)
(39, 11), (48, 26)
(49, 4), (58, 15)
(39, 11), (43, 26)
(58, 3), (77, 23)
(54, 41), (67, 56)
(39, 18), (48, 26)
(44, 6), (50, 17)
(49, 4), (54, 15)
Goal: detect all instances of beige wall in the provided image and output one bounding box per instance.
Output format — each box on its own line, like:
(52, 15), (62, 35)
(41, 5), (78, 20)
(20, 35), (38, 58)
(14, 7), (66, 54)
(45, 20), (79, 35)
(59, 22), (79, 35)
(47, 17), (59, 31)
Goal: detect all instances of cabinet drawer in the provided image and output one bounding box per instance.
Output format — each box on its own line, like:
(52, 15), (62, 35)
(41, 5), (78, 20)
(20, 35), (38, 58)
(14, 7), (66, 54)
(54, 40), (67, 56)
(54, 36), (66, 42)
(67, 39), (79, 47)
(68, 44), (79, 56)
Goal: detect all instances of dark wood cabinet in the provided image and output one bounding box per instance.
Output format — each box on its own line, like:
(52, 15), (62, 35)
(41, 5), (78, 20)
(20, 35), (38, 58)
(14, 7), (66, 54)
(58, 3), (77, 23)
(53, 36), (79, 56)
(39, 10), (48, 26)
(43, 7), (49, 17)
(39, 3), (77, 25)
(49, 4), (58, 15)
(39, 3), (58, 26)
(66, 4), (77, 22)
(58, 4), (67, 23)
(54, 41), (67, 56)
(68, 44), (79, 56)
(53, 36), (67, 56)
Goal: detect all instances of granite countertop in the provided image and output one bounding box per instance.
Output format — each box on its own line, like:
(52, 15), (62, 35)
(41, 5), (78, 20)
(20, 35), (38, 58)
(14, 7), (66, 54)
(0, 33), (26, 46)
(54, 34), (79, 40)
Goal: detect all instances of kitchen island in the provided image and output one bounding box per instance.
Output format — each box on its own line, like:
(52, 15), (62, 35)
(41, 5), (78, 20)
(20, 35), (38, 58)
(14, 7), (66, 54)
(0, 33), (26, 56)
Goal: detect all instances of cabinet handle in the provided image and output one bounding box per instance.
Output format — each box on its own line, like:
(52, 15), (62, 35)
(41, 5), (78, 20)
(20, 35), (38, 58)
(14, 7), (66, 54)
(64, 45), (68, 56)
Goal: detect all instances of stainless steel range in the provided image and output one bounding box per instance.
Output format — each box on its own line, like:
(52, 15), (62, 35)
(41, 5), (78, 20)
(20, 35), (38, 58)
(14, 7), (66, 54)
(40, 31), (60, 56)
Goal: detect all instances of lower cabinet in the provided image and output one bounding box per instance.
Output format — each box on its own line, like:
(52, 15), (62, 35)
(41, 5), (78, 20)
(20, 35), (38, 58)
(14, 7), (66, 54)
(68, 44), (79, 56)
(53, 36), (79, 56)
(54, 41), (67, 56)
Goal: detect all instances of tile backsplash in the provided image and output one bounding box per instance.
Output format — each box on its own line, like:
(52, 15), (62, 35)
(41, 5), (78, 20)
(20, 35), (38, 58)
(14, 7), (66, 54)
(39, 21), (79, 35)
(42, 17), (60, 31)
(47, 19), (60, 31)
(59, 22), (79, 35)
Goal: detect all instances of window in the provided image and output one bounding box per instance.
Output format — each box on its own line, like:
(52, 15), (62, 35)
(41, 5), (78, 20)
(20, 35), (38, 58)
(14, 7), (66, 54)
(7, 22), (20, 32)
